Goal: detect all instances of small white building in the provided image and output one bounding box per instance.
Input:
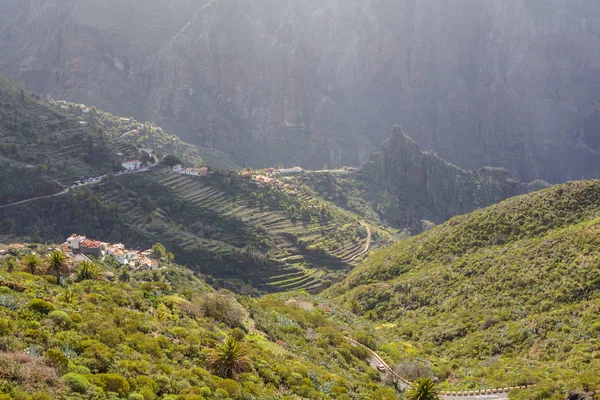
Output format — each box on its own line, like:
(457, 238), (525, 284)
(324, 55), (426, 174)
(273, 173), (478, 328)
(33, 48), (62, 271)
(67, 234), (86, 251)
(278, 167), (304, 175)
(122, 160), (142, 171)
(183, 168), (200, 176)
(172, 164), (182, 173)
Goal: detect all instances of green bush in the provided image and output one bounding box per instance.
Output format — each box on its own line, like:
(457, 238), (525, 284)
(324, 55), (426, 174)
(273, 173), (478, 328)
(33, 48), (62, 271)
(0, 318), (15, 336)
(62, 373), (90, 393)
(44, 349), (69, 373)
(87, 373), (130, 397)
(29, 299), (55, 315)
(48, 310), (72, 328)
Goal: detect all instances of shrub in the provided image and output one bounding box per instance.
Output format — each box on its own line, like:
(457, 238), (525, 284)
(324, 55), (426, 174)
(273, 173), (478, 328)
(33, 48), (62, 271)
(29, 299), (55, 315)
(44, 349), (69, 373)
(48, 310), (71, 328)
(353, 332), (377, 351)
(200, 292), (246, 328)
(62, 373), (90, 393)
(128, 394), (144, 400)
(87, 373), (130, 397)
(0, 318), (15, 336)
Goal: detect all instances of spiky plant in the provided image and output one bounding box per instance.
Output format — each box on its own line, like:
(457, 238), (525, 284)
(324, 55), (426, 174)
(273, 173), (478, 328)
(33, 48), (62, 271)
(404, 378), (439, 400)
(22, 254), (42, 275)
(207, 336), (253, 379)
(46, 250), (69, 284)
(74, 261), (103, 282)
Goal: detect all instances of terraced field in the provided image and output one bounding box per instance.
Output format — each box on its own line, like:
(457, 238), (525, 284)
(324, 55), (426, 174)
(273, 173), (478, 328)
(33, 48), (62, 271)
(154, 171), (372, 292)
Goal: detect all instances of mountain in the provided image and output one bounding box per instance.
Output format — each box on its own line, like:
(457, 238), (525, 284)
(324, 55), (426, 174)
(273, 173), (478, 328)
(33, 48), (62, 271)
(2, 0), (600, 182)
(300, 126), (548, 233)
(327, 180), (600, 397)
(0, 244), (398, 399)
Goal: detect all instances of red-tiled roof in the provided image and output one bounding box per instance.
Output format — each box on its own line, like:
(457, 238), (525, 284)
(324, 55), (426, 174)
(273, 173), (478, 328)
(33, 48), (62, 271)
(81, 239), (101, 248)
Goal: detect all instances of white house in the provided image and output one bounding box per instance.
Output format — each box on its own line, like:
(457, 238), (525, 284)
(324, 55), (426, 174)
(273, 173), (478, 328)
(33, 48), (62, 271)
(172, 164), (182, 173)
(67, 234), (86, 250)
(278, 167), (304, 175)
(122, 160), (142, 171)
(183, 168), (200, 176)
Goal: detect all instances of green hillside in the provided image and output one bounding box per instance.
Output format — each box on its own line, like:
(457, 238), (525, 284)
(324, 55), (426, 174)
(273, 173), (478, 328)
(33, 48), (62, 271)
(328, 181), (600, 398)
(0, 75), (139, 203)
(0, 244), (397, 399)
(0, 168), (391, 293)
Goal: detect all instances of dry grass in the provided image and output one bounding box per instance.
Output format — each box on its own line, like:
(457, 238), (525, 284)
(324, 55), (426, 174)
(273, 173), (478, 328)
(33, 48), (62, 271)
(0, 352), (61, 392)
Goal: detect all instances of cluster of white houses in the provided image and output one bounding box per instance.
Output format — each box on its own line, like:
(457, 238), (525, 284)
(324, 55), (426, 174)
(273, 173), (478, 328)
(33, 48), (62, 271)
(64, 234), (159, 270)
(172, 164), (208, 176)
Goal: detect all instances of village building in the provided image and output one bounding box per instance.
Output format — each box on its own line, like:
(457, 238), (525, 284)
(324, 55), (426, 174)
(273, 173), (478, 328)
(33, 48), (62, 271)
(278, 167), (304, 175)
(172, 164), (183, 173)
(80, 239), (102, 258)
(199, 167), (208, 177)
(67, 234), (86, 251)
(184, 168), (200, 176)
(122, 160), (142, 171)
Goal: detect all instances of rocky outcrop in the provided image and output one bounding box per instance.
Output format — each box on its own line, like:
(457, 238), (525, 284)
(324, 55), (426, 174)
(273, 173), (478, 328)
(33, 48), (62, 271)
(2, 0), (600, 181)
(361, 126), (548, 230)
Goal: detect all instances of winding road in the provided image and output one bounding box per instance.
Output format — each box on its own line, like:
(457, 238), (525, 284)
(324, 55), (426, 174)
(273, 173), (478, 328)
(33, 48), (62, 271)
(345, 337), (525, 399)
(0, 167), (153, 209)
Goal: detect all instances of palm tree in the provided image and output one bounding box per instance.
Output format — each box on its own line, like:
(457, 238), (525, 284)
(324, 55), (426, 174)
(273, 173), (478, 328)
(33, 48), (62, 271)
(74, 261), (103, 282)
(207, 336), (253, 379)
(22, 254), (42, 275)
(404, 378), (439, 400)
(46, 250), (69, 284)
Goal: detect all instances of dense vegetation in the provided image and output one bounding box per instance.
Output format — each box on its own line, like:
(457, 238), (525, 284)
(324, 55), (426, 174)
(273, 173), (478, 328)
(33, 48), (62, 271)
(329, 181), (600, 398)
(0, 244), (398, 399)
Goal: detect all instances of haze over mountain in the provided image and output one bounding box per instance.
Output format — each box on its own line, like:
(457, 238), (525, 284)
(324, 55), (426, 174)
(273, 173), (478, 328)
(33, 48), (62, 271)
(2, 0), (600, 182)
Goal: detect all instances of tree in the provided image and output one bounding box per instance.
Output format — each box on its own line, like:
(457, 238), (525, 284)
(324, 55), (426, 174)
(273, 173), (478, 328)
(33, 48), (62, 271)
(22, 254), (42, 275)
(162, 155), (182, 167)
(74, 261), (103, 282)
(47, 250), (69, 284)
(5, 257), (16, 273)
(404, 378), (439, 400)
(207, 337), (253, 379)
(151, 243), (167, 260)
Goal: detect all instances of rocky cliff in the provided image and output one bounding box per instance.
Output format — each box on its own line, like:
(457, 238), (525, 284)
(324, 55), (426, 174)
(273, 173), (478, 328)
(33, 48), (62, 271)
(361, 126), (548, 230)
(2, 0), (600, 181)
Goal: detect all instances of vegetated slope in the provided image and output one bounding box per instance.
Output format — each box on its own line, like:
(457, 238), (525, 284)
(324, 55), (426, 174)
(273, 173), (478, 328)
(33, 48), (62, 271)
(0, 168), (389, 293)
(328, 181), (600, 397)
(0, 246), (398, 399)
(0, 75), (140, 204)
(64, 105), (240, 170)
(301, 126), (549, 234)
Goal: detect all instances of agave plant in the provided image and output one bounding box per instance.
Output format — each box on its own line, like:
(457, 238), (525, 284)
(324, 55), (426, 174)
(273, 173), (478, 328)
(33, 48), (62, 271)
(207, 336), (253, 379)
(74, 261), (103, 282)
(404, 378), (440, 400)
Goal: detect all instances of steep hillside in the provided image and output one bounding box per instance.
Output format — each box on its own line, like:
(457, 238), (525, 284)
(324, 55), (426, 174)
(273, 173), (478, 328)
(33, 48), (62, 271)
(0, 244), (398, 399)
(329, 181), (600, 397)
(0, 168), (391, 293)
(301, 126), (548, 233)
(0, 76), (139, 204)
(3, 0), (600, 181)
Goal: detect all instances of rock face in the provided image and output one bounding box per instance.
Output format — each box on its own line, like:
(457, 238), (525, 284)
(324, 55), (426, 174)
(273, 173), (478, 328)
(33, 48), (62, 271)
(361, 126), (548, 230)
(2, 0), (600, 181)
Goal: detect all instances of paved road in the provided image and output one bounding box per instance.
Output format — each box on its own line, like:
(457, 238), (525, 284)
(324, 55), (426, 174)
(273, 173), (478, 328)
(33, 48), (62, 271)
(441, 394), (508, 400)
(0, 167), (153, 209)
(345, 221), (372, 262)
